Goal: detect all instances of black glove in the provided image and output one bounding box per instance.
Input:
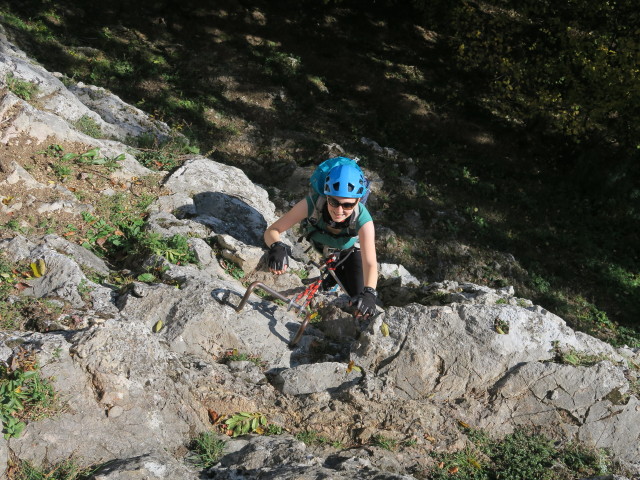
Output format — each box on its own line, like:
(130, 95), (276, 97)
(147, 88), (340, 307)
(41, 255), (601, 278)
(268, 241), (290, 271)
(352, 287), (377, 319)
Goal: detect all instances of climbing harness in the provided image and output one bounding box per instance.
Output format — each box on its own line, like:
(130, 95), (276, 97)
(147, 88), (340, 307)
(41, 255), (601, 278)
(232, 250), (355, 347)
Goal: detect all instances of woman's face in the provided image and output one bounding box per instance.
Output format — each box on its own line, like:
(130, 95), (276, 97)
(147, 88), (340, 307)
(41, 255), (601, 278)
(327, 196), (359, 223)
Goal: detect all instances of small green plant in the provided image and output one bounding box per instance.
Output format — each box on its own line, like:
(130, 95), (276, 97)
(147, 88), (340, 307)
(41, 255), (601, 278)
(5, 218), (26, 233)
(6, 73), (39, 100)
(189, 431), (226, 468)
(39, 145), (123, 174)
(294, 429), (344, 448)
(140, 233), (197, 265)
(494, 317), (510, 335)
(52, 162), (74, 181)
(73, 114), (102, 138)
(530, 272), (551, 294)
(430, 426), (619, 480)
(218, 258), (245, 280)
(371, 434), (397, 451)
(264, 423), (284, 435)
(465, 206), (488, 229)
(222, 349), (264, 368)
(462, 166), (479, 184)
(0, 359), (58, 438)
(137, 272), (156, 283)
(295, 429), (321, 445)
(291, 268), (309, 280)
(70, 147), (124, 172)
(495, 298), (508, 305)
(253, 41), (302, 79)
(134, 133), (199, 171)
(224, 412), (268, 437)
(12, 458), (100, 479)
(77, 279), (93, 304)
(552, 343), (610, 367)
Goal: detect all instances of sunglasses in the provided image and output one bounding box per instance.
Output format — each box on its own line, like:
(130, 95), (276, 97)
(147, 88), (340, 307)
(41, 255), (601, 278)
(327, 196), (358, 210)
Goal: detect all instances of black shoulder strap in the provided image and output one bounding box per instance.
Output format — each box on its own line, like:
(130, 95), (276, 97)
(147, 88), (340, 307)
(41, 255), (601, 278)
(298, 195), (360, 242)
(308, 195), (325, 226)
(347, 204), (360, 237)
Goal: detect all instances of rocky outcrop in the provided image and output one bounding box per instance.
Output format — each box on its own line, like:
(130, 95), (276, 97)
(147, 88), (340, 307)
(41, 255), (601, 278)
(0, 21), (638, 480)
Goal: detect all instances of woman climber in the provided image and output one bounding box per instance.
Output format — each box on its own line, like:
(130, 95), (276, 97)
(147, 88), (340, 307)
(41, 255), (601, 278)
(263, 158), (378, 319)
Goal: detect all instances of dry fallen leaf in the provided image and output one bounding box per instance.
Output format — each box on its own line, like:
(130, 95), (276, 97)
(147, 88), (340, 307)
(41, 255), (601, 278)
(208, 409), (220, 424)
(448, 466), (459, 474)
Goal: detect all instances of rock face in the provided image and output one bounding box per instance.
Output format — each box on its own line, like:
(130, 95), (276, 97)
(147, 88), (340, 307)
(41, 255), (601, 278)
(351, 304), (640, 467)
(0, 22), (639, 480)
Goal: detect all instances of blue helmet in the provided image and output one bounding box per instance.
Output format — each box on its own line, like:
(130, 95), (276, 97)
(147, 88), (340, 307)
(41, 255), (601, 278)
(323, 164), (366, 198)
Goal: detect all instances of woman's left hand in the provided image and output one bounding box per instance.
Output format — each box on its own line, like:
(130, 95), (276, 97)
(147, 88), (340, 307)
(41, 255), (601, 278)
(352, 287), (377, 319)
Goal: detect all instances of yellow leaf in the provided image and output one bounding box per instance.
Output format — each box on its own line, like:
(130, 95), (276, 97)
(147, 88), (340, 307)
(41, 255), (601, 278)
(380, 322), (390, 336)
(30, 259), (46, 278)
(2, 196), (13, 205)
(496, 326), (505, 335)
(346, 361), (361, 373)
(347, 360), (354, 373)
(152, 320), (163, 332)
(469, 457), (481, 469)
(254, 426), (265, 434)
(458, 420), (470, 429)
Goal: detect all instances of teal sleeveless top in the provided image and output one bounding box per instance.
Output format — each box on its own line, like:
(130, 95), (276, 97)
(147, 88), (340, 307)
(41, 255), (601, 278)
(304, 194), (373, 250)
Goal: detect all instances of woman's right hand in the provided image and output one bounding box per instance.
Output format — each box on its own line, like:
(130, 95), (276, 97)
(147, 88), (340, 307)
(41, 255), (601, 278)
(268, 241), (290, 274)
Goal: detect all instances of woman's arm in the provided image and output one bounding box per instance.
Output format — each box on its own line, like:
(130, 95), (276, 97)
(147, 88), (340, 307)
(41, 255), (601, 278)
(264, 199), (308, 247)
(263, 199), (308, 274)
(357, 220), (377, 289)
